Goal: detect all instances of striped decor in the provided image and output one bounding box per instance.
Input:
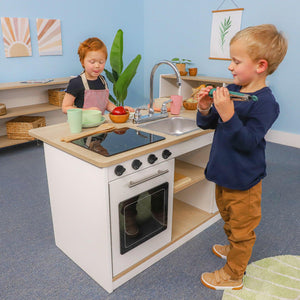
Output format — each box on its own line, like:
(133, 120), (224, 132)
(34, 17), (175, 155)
(223, 255), (300, 299)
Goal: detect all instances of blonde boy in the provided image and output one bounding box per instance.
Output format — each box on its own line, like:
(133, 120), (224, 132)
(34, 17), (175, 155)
(196, 24), (288, 290)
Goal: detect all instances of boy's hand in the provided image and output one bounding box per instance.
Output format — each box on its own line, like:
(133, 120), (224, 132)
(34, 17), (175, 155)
(212, 87), (234, 122)
(194, 85), (214, 115)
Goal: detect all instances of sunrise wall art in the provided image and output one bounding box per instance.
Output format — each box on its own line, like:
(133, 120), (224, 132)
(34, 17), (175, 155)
(36, 18), (62, 56)
(1, 17), (32, 58)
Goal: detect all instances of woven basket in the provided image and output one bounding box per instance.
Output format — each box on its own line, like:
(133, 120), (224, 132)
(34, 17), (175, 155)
(183, 100), (197, 110)
(48, 88), (65, 106)
(0, 103), (6, 116)
(6, 116), (46, 140)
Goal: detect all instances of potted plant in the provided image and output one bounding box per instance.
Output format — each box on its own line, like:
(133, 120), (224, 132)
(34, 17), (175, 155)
(171, 58), (192, 75)
(104, 29), (142, 107)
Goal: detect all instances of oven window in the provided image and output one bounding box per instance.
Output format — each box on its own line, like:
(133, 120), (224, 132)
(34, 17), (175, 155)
(119, 182), (169, 254)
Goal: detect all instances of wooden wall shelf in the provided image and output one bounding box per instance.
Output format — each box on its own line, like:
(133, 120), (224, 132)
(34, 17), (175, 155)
(0, 103), (61, 120)
(0, 77), (69, 149)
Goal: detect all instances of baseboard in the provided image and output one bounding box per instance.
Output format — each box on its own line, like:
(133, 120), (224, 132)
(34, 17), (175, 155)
(266, 130), (300, 149)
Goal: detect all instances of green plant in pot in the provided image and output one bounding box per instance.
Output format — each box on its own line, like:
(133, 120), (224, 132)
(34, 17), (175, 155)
(104, 29), (142, 108)
(171, 58), (192, 76)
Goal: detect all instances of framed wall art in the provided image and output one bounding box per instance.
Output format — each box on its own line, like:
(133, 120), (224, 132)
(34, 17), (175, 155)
(209, 8), (244, 60)
(1, 17), (32, 58)
(36, 18), (62, 56)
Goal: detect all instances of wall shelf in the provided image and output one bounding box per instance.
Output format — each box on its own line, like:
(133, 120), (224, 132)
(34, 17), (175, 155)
(0, 77), (70, 149)
(160, 74), (233, 100)
(0, 103), (61, 120)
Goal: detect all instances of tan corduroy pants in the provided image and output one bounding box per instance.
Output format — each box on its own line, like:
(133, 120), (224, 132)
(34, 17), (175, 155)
(215, 181), (262, 279)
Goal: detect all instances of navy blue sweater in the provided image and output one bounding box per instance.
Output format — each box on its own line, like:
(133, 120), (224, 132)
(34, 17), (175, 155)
(196, 84), (279, 190)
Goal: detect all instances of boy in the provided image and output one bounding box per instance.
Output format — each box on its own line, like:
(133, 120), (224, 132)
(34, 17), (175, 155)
(196, 24), (288, 290)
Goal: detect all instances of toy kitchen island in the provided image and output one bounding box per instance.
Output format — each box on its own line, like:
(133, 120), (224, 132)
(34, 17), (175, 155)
(29, 108), (221, 293)
(29, 73), (234, 293)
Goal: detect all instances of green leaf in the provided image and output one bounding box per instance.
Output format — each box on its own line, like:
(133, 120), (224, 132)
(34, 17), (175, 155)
(114, 54), (142, 105)
(109, 94), (117, 105)
(110, 29), (123, 75)
(112, 70), (119, 82)
(219, 16), (232, 49)
(104, 69), (115, 83)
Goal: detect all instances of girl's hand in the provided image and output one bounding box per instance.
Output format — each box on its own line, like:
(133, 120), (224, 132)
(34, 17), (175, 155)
(194, 85), (214, 115)
(124, 105), (135, 112)
(212, 87), (234, 122)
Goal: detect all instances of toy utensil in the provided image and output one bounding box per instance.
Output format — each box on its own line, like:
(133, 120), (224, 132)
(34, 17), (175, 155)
(208, 88), (258, 102)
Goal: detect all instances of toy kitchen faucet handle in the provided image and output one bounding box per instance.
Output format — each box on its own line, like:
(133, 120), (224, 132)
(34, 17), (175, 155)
(208, 88), (258, 102)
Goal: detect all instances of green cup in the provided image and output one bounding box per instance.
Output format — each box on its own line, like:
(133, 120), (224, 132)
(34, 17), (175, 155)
(67, 109), (82, 133)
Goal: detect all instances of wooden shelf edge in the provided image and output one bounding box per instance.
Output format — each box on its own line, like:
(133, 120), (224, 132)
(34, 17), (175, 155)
(0, 135), (36, 148)
(174, 160), (205, 193)
(161, 74), (233, 83)
(0, 103), (61, 120)
(0, 77), (70, 91)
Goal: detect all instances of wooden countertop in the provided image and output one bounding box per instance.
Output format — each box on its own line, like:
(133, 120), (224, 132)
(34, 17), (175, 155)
(29, 109), (212, 168)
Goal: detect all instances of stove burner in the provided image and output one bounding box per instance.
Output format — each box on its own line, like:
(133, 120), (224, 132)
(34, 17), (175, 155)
(71, 127), (165, 157)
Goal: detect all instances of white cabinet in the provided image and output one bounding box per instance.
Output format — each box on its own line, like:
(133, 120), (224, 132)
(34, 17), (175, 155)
(0, 77), (69, 148)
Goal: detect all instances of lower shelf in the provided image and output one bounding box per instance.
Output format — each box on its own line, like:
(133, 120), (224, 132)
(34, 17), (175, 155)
(171, 198), (212, 242)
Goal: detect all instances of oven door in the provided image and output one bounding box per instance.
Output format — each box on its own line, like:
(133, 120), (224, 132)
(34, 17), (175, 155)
(109, 159), (174, 276)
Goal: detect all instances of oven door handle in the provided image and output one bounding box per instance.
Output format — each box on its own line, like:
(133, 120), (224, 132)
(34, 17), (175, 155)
(129, 169), (169, 188)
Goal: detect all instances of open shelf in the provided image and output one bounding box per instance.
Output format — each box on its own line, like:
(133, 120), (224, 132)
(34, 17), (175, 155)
(174, 159), (205, 193)
(0, 77), (70, 91)
(171, 198), (213, 242)
(161, 74), (233, 84)
(0, 103), (61, 120)
(0, 77), (69, 149)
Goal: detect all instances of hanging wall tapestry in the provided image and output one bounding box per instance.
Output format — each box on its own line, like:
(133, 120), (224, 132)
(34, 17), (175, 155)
(1, 17), (32, 58)
(209, 8), (243, 60)
(36, 18), (62, 56)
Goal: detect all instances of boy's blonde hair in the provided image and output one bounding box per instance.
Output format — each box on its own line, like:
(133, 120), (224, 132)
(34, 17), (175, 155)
(230, 24), (288, 75)
(78, 37), (108, 68)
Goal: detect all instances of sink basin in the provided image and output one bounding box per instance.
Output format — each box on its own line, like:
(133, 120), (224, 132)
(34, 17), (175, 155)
(138, 116), (199, 136)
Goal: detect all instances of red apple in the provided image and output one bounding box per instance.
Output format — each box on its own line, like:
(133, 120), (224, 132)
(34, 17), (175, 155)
(112, 106), (127, 115)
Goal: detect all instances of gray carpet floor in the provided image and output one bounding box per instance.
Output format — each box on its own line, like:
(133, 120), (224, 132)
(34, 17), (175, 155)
(0, 141), (299, 300)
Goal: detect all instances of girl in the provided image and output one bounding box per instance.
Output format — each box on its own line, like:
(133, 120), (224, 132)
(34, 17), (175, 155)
(62, 37), (133, 114)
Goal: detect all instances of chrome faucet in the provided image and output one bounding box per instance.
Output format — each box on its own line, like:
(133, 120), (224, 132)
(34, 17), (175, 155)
(133, 60), (182, 124)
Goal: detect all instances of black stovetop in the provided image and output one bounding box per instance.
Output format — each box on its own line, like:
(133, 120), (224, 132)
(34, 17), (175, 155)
(71, 127), (165, 157)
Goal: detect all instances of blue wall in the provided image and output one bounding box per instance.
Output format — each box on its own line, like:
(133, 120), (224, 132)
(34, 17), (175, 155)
(0, 0), (144, 106)
(144, 0), (298, 135)
(0, 0), (299, 135)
